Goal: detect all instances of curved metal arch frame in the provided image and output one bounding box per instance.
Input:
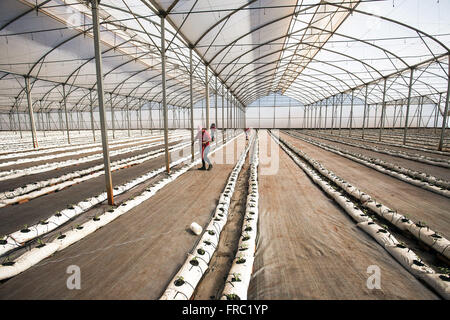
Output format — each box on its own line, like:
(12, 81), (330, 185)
(161, 0), (448, 106)
(0, 0), (448, 116)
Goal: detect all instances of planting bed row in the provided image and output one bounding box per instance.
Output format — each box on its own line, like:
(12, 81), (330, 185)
(311, 130), (450, 156)
(301, 131), (450, 168)
(0, 135), (186, 182)
(0, 132), (179, 163)
(285, 131), (450, 197)
(221, 133), (259, 300)
(160, 134), (254, 300)
(0, 139), (190, 207)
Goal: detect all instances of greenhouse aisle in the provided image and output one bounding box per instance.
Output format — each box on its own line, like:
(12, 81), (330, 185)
(247, 130), (437, 300)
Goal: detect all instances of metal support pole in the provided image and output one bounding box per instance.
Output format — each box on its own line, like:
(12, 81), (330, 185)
(59, 105), (64, 135)
(434, 94), (441, 135)
(40, 103), (46, 137)
(319, 102), (322, 130)
(349, 90), (354, 136)
(362, 86), (368, 139)
(403, 68), (414, 145)
(126, 96), (131, 137)
(244, 105), (246, 129)
(149, 102), (153, 133)
(25, 77), (38, 148)
(91, 0), (114, 205)
(339, 94), (343, 135)
(47, 111), (50, 133)
(215, 76), (218, 130)
(77, 110), (81, 134)
(16, 103), (23, 138)
(393, 101), (398, 128)
(438, 55), (450, 151)
(205, 65), (210, 130)
(189, 48), (195, 162)
(273, 94), (276, 129)
(222, 85), (225, 143)
(90, 90), (96, 141)
(110, 94), (115, 139)
(139, 103), (143, 135)
(331, 97), (335, 134)
(258, 97), (261, 129)
(159, 103), (162, 133)
(161, 16), (170, 173)
(227, 91), (230, 131)
(303, 105), (306, 129)
(379, 78), (387, 142)
(62, 84), (70, 144)
(314, 104), (317, 130)
(418, 96), (424, 132)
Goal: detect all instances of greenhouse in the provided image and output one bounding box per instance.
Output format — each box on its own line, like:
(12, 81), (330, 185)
(0, 0), (448, 301)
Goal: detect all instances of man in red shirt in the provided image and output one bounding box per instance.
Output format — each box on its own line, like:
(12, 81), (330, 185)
(194, 127), (213, 171)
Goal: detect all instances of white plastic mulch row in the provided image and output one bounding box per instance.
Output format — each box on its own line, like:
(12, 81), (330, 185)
(273, 133), (449, 299)
(302, 131), (450, 168)
(278, 134), (450, 259)
(0, 132), (180, 162)
(160, 134), (254, 300)
(0, 135), (186, 182)
(0, 133), (242, 281)
(221, 134), (259, 300)
(287, 132), (450, 198)
(0, 140), (191, 207)
(0, 130), (170, 155)
(0, 132), (123, 156)
(317, 130), (450, 157)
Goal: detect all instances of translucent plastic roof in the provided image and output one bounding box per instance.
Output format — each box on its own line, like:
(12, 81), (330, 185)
(0, 0), (448, 114)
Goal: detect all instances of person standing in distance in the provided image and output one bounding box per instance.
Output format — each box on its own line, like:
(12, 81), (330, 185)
(193, 126), (213, 170)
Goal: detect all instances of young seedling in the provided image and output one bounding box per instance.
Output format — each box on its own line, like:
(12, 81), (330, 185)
(36, 238), (46, 248)
(415, 221), (427, 228)
(395, 242), (407, 249)
(2, 256), (15, 266)
(239, 244), (249, 251)
(412, 259), (425, 267)
(21, 224), (30, 233)
(225, 293), (240, 300)
(197, 248), (205, 255)
(57, 232), (66, 240)
(231, 273), (241, 282)
(190, 256), (199, 266)
(236, 257), (246, 264)
(174, 276), (185, 287)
